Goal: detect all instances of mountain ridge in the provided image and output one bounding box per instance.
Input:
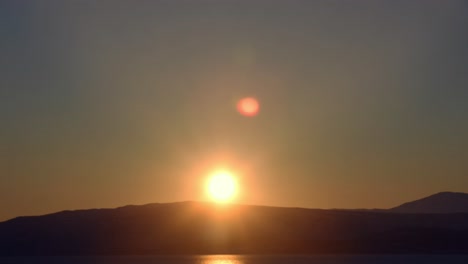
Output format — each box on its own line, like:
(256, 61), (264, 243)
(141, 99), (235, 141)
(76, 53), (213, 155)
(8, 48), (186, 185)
(1, 192), (468, 255)
(4, 191), (468, 224)
(390, 191), (468, 214)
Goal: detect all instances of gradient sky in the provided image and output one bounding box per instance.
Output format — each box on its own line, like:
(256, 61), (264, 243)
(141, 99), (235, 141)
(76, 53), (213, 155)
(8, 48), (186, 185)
(1, 0), (468, 221)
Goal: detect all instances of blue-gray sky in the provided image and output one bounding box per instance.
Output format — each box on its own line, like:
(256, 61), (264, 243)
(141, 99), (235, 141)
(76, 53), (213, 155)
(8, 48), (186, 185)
(1, 0), (468, 221)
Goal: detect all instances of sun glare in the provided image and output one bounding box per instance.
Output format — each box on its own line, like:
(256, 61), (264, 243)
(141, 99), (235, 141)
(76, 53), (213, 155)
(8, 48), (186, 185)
(207, 171), (237, 202)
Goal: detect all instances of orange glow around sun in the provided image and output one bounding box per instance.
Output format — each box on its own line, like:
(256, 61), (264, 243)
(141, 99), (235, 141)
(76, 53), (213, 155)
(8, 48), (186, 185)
(207, 170), (237, 202)
(237, 97), (259, 117)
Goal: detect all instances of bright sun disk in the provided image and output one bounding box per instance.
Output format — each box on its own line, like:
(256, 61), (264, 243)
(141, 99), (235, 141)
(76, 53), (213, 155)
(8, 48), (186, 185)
(207, 171), (237, 202)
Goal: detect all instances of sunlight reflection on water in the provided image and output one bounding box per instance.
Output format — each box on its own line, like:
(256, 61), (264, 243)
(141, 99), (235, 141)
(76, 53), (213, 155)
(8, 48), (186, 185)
(3, 255), (468, 264)
(198, 255), (243, 264)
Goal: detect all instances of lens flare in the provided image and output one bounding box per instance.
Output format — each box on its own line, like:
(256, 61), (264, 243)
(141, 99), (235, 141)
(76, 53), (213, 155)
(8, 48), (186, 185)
(237, 97), (259, 117)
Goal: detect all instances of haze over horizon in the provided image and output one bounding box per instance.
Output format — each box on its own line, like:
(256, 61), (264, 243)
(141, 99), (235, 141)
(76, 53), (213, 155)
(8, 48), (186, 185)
(1, 0), (468, 221)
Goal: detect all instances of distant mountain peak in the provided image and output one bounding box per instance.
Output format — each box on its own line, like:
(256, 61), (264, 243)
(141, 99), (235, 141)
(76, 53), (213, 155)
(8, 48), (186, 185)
(433, 191), (466, 196)
(390, 191), (468, 213)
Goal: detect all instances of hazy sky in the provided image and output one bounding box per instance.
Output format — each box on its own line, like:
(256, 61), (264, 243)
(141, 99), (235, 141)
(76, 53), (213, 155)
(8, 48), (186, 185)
(1, 0), (468, 221)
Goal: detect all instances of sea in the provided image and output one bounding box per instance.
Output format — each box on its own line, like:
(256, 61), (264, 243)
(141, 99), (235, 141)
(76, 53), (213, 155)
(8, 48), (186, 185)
(1, 255), (468, 264)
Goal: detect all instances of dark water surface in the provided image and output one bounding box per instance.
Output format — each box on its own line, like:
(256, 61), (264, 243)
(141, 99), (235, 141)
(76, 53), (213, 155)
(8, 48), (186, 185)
(1, 255), (468, 264)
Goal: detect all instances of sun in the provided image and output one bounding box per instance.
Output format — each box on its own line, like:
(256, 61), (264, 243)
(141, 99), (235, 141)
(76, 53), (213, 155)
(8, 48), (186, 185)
(207, 170), (237, 202)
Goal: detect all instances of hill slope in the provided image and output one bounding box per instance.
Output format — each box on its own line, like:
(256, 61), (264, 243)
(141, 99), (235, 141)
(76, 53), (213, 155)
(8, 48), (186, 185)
(1, 201), (468, 255)
(390, 192), (468, 213)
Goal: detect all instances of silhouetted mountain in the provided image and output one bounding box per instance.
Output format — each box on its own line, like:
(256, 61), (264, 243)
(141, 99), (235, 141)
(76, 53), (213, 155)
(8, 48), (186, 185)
(390, 192), (468, 213)
(1, 200), (468, 255)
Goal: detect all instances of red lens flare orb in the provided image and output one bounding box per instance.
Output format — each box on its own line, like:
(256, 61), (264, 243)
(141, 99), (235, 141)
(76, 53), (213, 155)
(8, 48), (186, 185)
(237, 97), (260, 117)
